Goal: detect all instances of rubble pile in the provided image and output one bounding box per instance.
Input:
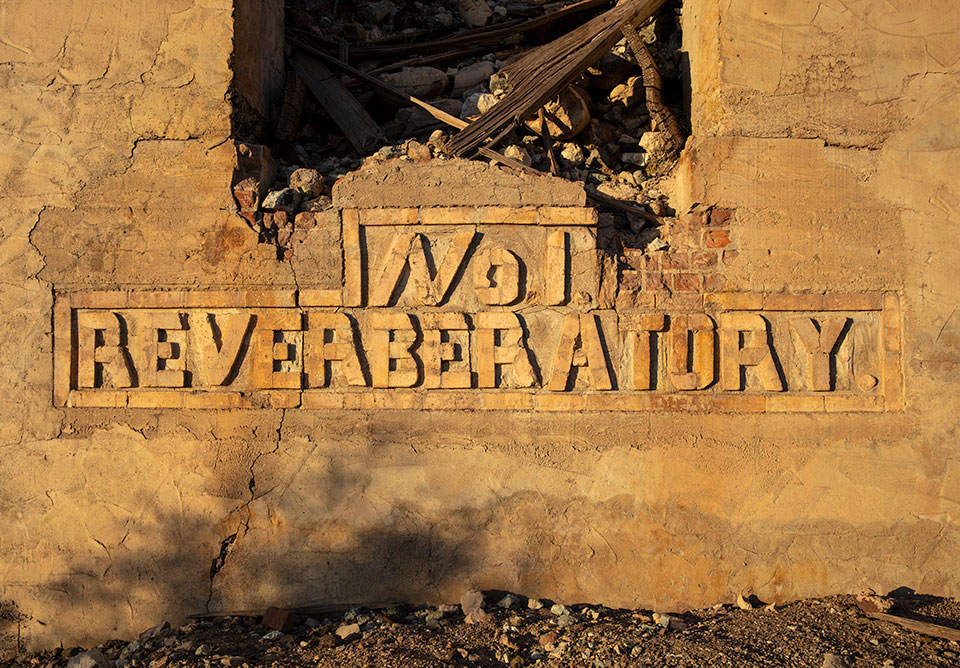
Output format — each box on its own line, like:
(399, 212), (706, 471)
(234, 0), (687, 254)
(5, 593), (960, 667)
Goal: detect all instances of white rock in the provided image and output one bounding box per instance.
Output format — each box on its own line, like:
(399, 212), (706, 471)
(550, 603), (569, 616)
(559, 143), (586, 167)
(380, 67), (448, 99)
(527, 598), (544, 610)
(288, 168), (323, 197)
(460, 92), (484, 119)
(458, 0), (492, 27)
(335, 623), (360, 640)
(67, 651), (112, 668)
(736, 594), (754, 610)
(497, 594), (517, 609)
(453, 61), (496, 93)
(503, 145), (531, 166)
(476, 93), (498, 114)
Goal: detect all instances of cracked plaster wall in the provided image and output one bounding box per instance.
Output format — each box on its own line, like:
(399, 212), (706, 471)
(1, 0), (960, 652)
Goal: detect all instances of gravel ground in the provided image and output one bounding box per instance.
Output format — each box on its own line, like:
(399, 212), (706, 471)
(4, 592), (960, 668)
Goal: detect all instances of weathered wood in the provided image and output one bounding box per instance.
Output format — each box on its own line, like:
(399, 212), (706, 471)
(866, 612), (960, 642)
(445, 0), (667, 157)
(290, 0), (613, 62)
(620, 21), (684, 150)
(274, 70), (307, 142)
(288, 51), (382, 154)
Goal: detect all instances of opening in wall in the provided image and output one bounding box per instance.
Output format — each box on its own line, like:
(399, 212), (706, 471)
(230, 0), (688, 257)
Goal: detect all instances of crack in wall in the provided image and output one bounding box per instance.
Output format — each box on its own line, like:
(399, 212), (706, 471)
(204, 409), (286, 612)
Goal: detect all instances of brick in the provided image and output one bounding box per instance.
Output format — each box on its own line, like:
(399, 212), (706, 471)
(824, 394), (883, 412)
(822, 293), (883, 311)
(267, 390), (302, 408)
(709, 208), (733, 226)
(478, 206), (538, 224)
(643, 272), (668, 291)
(300, 289), (341, 307)
(301, 393), (346, 410)
(704, 229), (732, 248)
(538, 206), (598, 226)
(615, 291), (657, 311)
(244, 291), (297, 307)
(128, 391), (183, 409)
(359, 207), (418, 225)
(722, 250), (740, 265)
(620, 270), (643, 292)
(763, 293), (825, 311)
(655, 293), (703, 311)
(690, 251), (718, 270)
(622, 249), (647, 271)
(650, 394), (711, 411)
(584, 394), (653, 411)
(535, 394), (584, 411)
(423, 392), (482, 410)
(703, 273), (726, 291)
(262, 607), (296, 633)
(360, 391), (420, 410)
(71, 291), (129, 308)
(704, 292), (764, 310)
(766, 395), (825, 412)
(710, 395), (767, 413)
(183, 393), (244, 409)
(672, 273), (701, 292)
(420, 206), (477, 225)
(68, 390), (128, 408)
(481, 392), (534, 410)
(660, 251), (690, 271)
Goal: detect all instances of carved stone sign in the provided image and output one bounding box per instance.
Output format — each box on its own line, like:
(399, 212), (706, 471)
(53, 205), (902, 412)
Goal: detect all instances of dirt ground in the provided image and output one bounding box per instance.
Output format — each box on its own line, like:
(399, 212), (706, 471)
(4, 591), (960, 668)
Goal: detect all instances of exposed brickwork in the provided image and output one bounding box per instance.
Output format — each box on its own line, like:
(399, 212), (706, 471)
(621, 207), (738, 304)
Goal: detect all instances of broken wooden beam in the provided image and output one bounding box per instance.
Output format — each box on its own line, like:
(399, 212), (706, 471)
(620, 20), (684, 150)
(865, 611), (960, 642)
(288, 51), (382, 154)
(444, 0), (668, 157)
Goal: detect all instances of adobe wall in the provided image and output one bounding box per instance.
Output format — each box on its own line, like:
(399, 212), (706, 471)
(2, 0), (959, 652)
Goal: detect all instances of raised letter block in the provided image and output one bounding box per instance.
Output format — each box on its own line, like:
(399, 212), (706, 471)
(790, 316), (848, 391)
(669, 314), (716, 391)
(475, 312), (537, 388)
(254, 313), (303, 389)
(370, 312), (420, 388)
(421, 313), (471, 388)
(719, 313), (784, 391)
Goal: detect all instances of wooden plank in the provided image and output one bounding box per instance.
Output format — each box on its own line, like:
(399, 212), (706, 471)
(866, 612), (960, 642)
(445, 0), (667, 157)
(288, 51), (382, 154)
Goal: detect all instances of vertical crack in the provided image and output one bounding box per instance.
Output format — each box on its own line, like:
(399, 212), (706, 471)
(204, 409), (285, 612)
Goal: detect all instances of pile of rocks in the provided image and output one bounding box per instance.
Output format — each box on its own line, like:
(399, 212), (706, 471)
(264, 0), (685, 226)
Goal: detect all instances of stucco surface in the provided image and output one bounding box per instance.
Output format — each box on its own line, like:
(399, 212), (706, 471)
(1, 0), (959, 652)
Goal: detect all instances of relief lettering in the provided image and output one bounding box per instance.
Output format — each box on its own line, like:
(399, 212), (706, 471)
(547, 313), (613, 391)
(370, 312), (420, 387)
(305, 312), (367, 387)
(253, 313), (303, 389)
(421, 312), (471, 389)
(790, 316), (848, 391)
(475, 312), (537, 388)
(474, 248), (522, 306)
(198, 313), (252, 386)
(669, 314), (715, 391)
(372, 232), (476, 306)
(77, 311), (135, 388)
(720, 313), (784, 391)
(626, 314), (667, 390)
(140, 311), (188, 388)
